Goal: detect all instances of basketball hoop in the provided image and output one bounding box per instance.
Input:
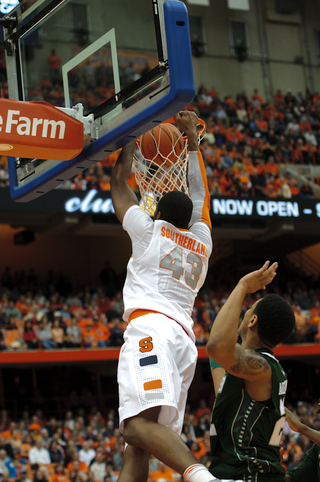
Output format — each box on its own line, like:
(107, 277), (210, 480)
(133, 117), (206, 216)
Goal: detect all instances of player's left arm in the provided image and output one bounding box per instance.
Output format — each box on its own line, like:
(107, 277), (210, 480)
(209, 358), (226, 397)
(285, 406), (320, 446)
(206, 261), (277, 381)
(111, 140), (139, 224)
(175, 111), (211, 230)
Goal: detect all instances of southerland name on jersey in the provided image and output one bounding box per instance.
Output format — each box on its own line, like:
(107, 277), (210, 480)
(0, 109), (66, 139)
(160, 226), (208, 257)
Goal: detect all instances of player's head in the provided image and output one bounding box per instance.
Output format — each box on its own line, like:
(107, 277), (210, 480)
(253, 294), (295, 348)
(154, 191), (193, 229)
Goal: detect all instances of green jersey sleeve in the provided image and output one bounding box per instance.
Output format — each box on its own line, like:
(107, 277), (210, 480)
(287, 444), (320, 482)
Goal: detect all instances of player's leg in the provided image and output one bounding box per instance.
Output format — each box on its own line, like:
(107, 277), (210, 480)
(117, 444), (150, 482)
(122, 406), (211, 474)
(118, 316), (218, 482)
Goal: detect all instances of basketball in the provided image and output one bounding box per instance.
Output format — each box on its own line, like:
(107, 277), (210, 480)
(139, 123), (185, 166)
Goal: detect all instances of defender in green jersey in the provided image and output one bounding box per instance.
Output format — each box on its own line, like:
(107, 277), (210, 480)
(206, 262), (295, 482)
(285, 405), (320, 482)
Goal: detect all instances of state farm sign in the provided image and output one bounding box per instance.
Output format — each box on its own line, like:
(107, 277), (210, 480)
(0, 99), (84, 160)
(1, 110), (66, 139)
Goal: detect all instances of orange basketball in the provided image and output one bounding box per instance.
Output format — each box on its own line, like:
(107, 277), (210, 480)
(139, 123), (185, 165)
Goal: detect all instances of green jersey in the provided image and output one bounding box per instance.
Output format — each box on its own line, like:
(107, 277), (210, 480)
(287, 443), (320, 481)
(209, 348), (287, 482)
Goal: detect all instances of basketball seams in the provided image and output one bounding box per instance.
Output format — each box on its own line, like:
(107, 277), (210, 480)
(140, 123), (184, 166)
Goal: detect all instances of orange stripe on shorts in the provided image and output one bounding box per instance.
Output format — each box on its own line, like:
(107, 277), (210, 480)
(143, 379), (163, 391)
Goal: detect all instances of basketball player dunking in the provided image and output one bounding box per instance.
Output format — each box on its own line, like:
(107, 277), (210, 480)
(111, 111), (218, 482)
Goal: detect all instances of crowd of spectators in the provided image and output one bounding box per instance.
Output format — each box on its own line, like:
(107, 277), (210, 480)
(0, 264), (125, 352)
(0, 394), (318, 482)
(1, 68), (320, 198)
(195, 86), (320, 199)
(0, 261), (320, 351)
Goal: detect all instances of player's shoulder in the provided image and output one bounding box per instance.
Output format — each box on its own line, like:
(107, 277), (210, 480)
(189, 221), (212, 251)
(123, 204), (150, 224)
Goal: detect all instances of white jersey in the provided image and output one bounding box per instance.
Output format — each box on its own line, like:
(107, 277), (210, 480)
(122, 205), (212, 338)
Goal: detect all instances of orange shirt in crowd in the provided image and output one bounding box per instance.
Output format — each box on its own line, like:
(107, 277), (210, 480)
(192, 322), (205, 342)
(299, 121), (311, 132)
(82, 327), (97, 346)
(289, 184), (300, 196)
(48, 53), (61, 70)
(219, 174), (233, 193)
(67, 461), (88, 472)
(1, 429), (22, 440)
(92, 323), (110, 342)
(195, 407), (211, 420)
(310, 307), (320, 325)
(52, 475), (70, 482)
(264, 162), (280, 177)
(78, 318), (92, 332)
(191, 441), (207, 460)
(99, 180), (111, 191)
(225, 127), (242, 143)
(151, 466), (175, 481)
(250, 93), (263, 105)
(256, 119), (268, 132)
(274, 92), (284, 104)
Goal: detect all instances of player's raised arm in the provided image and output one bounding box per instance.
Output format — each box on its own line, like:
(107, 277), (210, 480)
(175, 111), (211, 230)
(206, 261), (278, 380)
(110, 140), (139, 224)
(285, 406), (320, 446)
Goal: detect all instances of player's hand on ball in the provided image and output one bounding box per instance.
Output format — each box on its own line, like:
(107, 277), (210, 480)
(175, 110), (198, 133)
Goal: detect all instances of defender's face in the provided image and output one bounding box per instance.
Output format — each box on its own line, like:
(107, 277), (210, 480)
(238, 299), (261, 339)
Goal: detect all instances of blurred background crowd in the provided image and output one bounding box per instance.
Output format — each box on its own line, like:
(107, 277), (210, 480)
(0, 258), (319, 351)
(1, 80), (320, 199)
(0, 393), (317, 482)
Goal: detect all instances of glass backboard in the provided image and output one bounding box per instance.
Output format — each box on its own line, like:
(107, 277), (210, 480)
(2, 0), (195, 201)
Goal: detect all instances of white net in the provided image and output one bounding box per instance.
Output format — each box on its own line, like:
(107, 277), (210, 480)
(133, 119), (206, 216)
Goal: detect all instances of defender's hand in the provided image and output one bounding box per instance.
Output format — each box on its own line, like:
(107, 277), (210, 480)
(238, 261), (278, 294)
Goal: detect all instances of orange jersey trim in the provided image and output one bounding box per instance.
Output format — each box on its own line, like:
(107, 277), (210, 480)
(196, 151), (212, 228)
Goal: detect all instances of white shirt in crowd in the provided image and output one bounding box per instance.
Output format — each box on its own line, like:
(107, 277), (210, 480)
(79, 447), (96, 466)
(28, 446), (51, 465)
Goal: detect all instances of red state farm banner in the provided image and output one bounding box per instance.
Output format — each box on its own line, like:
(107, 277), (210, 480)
(0, 99), (84, 160)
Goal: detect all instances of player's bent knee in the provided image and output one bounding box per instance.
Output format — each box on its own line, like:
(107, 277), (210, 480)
(122, 407), (161, 446)
(122, 417), (145, 446)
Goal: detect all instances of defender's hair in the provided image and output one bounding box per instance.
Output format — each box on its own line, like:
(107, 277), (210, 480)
(157, 191), (193, 229)
(253, 294), (295, 348)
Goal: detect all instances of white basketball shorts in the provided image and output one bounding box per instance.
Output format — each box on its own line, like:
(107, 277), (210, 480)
(118, 312), (197, 434)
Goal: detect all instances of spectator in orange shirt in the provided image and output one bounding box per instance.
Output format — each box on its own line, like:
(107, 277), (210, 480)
(82, 324), (96, 348)
(99, 174), (111, 191)
(67, 451), (89, 472)
(236, 166), (251, 187)
(256, 114), (268, 134)
(289, 179), (301, 197)
(195, 400), (211, 421)
(273, 89), (284, 108)
(264, 156), (280, 177)
(150, 461), (175, 481)
(52, 463), (70, 482)
(1, 421), (20, 441)
(92, 316), (110, 347)
(299, 118), (312, 132)
(190, 441), (206, 462)
(310, 301), (320, 326)
(225, 125), (242, 144)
